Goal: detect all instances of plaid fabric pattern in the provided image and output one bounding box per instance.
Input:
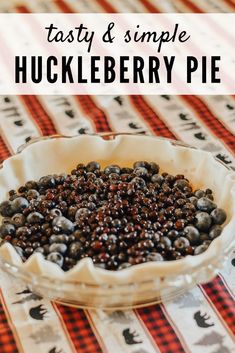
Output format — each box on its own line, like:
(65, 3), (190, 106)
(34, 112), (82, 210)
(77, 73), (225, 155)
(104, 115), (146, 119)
(21, 96), (58, 136)
(0, 135), (10, 164)
(202, 276), (235, 335)
(75, 96), (112, 133)
(56, 304), (103, 353)
(130, 96), (177, 139)
(0, 299), (18, 353)
(181, 96), (235, 154)
(137, 305), (186, 353)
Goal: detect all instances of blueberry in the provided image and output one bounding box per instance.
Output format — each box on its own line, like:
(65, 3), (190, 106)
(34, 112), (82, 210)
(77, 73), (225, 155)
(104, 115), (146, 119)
(104, 165), (121, 175)
(209, 225), (222, 239)
(12, 197), (29, 213)
(49, 234), (69, 244)
(34, 247), (44, 254)
(197, 197), (216, 212)
(195, 190), (205, 198)
(184, 226), (200, 245)
(159, 237), (172, 249)
(118, 262), (132, 270)
(130, 177), (146, 188)
(27, 189), (39, 199)
(16, 226), (31, 237)
(25, 180), (38, 190)
(47, 252), (64, 267)
(151, 174), (163, 184)
(174, 237), (190, 250)
(75, 208), (89, 221)
(68, 242), (83, 258)
(27, 212), (44, 224)
(87, 202), (96, 211)
(194, 244), (209, 255)
(189, 196), (198, 207)
(50, 208), (62, 218)
(146, 252), (164, 262)
(39, 175), (56, 188)
(167, 230), (179, 240)
(49, 243), (67, 254)
(174, 179), (190, 190)
(86, 161), (100, 172)
(210, 208), (227, 225)
(52, 216), (74, 234)
(11, 213), (26, 227)
(133, 161), (150, 169)
(109, 234), (118, 243)
(0, 223), (15, 236)
(134, 167), (148, 177)
(199, 233), (210, 242)
(0, 201), (14, 217)
(195, 212), (212, 231)
(149, 162), (159, 174)
(121, 167), (133, 174)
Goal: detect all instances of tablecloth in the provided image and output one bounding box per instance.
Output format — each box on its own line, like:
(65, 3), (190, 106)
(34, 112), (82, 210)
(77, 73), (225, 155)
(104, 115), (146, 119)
(0, 1), (234, 353)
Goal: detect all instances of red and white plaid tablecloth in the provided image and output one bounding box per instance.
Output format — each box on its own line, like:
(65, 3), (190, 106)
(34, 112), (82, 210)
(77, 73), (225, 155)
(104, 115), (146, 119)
(0, 1), (234, 353)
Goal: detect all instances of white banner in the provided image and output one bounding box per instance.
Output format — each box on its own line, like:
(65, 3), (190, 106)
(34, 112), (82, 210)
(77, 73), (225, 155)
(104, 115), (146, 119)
(0, 13), (235, 94)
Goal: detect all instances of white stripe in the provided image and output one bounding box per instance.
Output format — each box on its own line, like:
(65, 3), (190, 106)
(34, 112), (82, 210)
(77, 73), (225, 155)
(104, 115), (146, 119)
(0, 269), (76, 353)
(220, 252), (235, 297)
(163, 286), (235, 353)
(38, 96), (95, 135)
(144, 95), (235, 168)
(24, 0), (61, 13)
(100, 0), (148, 13)
(64, 0), (105, 13)
(188, 0), (232, 12)
(87, 309), (160, 353)
(199, 96), (235, 135)
(0, 96), (41, 153)
(92, 95), (152, 134)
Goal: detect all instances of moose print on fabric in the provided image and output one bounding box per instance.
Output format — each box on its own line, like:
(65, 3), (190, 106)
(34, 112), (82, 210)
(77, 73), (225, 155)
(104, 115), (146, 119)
(195, 331), (231, 353)
(193, 311), (214, 328)
(231, 257), (235, 267)
(48, 347), (64, 353)
(114, 96), (123, 106)
(216, 153), (232, 165)
(122, 328), (143, 345)
(29, 325), (60, 344)
(12, 288), (43, 305)
(29, 304), (48, 320)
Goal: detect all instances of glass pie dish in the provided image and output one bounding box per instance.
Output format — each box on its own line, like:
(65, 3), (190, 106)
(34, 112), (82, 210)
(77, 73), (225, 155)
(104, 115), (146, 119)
(0, 133), (234, 309)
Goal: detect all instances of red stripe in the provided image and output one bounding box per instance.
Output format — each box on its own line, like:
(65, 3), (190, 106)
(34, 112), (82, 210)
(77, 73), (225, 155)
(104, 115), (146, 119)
(95, 0), (117, 13)
(222, 0), (235, 11)
(202, 276), (235, 336)
(0, 135), (11, 164)
(139, 0), (161, 13)
(55, 304), (103, 353)
(181, 96), (235, 153)
(15, 5), (30, 13)
(75, 96), (112, 132)
(130, 96), (176, 139)
(20, 96), (57, 136)
(53, 0), (74, 13)
(138, 305), (185, 353)
(0, 298), (18, 353)
(179, 0), (204, 13)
